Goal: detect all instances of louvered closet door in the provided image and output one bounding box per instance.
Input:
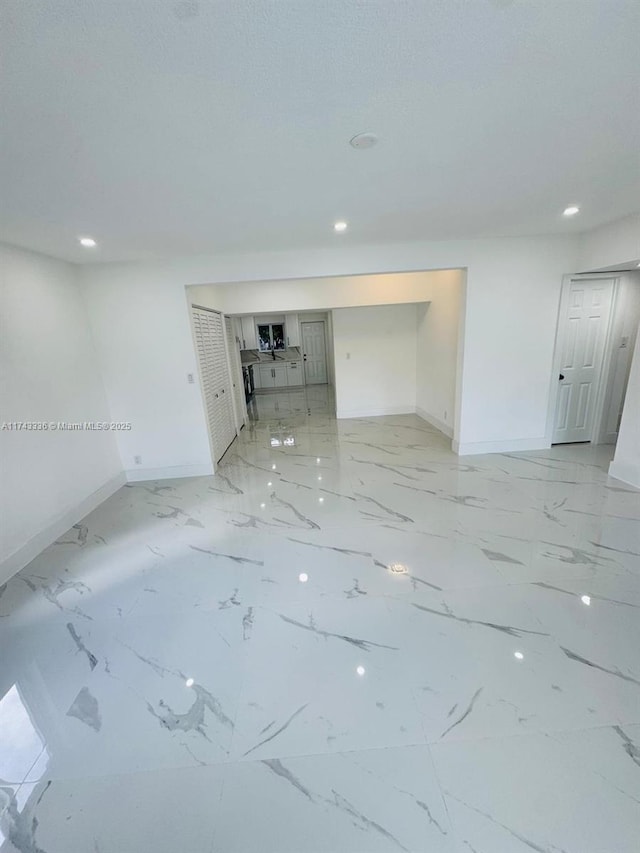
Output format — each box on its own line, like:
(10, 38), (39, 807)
(192, 307), (237, 463)
(225, 316), (246, 431)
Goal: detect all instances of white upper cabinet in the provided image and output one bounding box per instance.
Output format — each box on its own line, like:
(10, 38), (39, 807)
(240, 316), (256, 350)
(286, 313), (300, 347)
(232, 316), (243, 348)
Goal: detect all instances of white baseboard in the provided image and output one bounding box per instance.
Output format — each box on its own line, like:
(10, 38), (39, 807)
(336, 405), (415, 419)
(608, 459), (640, 489)
(0, 471), (126, 584)
(453, 437), (550, 456)
(415, 407), (454, 438)
(0, 462), (218, 584)
(125, 463), (214, 482)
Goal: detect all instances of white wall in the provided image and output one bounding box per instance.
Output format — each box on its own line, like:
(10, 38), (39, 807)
(83, 272), (213, 481)
(0, 244), (122, 580)
(415, 275), (463, 437)
(190, 268), (460, 314)
(332, 305), (418, 419)
(325, 311), (336, 388)
(578, 213), (640, 272)
(609, 330), (640, 488)
(80, 233), (578, 470)
(573, 213), (640, 487)
(598, 273), (640, 444)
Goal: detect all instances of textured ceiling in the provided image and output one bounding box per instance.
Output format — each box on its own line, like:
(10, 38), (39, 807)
(1, 0), (639, 263)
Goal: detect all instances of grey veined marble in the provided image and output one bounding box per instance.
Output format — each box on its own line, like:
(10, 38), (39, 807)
(1, 385), (639, 852)
(66, 687), (101, 732)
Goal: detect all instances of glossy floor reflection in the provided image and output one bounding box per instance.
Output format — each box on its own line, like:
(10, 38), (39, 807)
(1, 385), (639, 852)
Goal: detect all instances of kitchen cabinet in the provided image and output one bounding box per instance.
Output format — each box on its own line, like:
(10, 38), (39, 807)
(286, 361), (303, 386)
(273, 364), (287, 386)
(240, 316), (257, 350)
(286, 313), (300, 347)
(258, 364), (275, 389)
(232, 316), (243, 348)
(256, 363), (289, 389)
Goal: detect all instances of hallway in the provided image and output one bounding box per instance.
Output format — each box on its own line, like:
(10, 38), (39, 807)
(1, 393), (639, 852)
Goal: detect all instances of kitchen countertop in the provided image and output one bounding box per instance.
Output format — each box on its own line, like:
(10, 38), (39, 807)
(241, 349), (302, 366)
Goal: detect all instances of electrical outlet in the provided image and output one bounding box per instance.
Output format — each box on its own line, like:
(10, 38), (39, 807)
(444, 410), (448, 421)
(346, 352), (351, 360)
(187, 373), (195, 384)
(134, 455), (142, 465)
(620, 336), (629, 349)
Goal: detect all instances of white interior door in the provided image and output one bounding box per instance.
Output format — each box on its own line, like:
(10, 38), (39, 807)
(552, 279), (614, 444)
(301, 321), (327, 385)
(192, 306), (237, 463)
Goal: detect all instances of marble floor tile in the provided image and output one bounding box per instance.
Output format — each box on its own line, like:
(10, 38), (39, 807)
(212, 745), (454, 853)
(431, 726), (640, 852)
(0, 764), (225, 853)
(1, 385), (638, 851)
(230, 597), (427, 760)
(3, 609), (247, 782)
(399, 585), (640, 740)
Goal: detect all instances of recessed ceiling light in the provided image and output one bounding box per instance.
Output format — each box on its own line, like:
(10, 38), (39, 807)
(79, 236), (97, 247)
(514, 651), (524, 660)
(334, 221), (348, 232)
(562, 206), (580, 217)
(349, 132), (378, 150)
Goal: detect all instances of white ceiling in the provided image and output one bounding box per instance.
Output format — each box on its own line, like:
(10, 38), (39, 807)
(1, 0), (639, 263)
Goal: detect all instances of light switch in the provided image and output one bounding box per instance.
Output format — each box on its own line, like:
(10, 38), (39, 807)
(346, 352), (351, 360)
(187, 373), (195, 383)
(620, 336), (629, 349)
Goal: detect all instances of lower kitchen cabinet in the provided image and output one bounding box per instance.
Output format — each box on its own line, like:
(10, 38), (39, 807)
(254, 362), (303, 390)
(252, 364), (262, 389)
(286, 361), (303, 386)
(257, 364), (285, 388)
(272, 364), (287, 386)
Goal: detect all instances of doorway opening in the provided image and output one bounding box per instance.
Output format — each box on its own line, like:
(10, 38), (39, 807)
(229, 310), (334, 402)
(549, 272), (640, 447)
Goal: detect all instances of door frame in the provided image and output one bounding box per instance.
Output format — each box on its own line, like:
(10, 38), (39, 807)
(300, 319), (328, 385)
(223, 313), (247, 433)
(190, 303), (239, 471)
(545, 274), (620, 446)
